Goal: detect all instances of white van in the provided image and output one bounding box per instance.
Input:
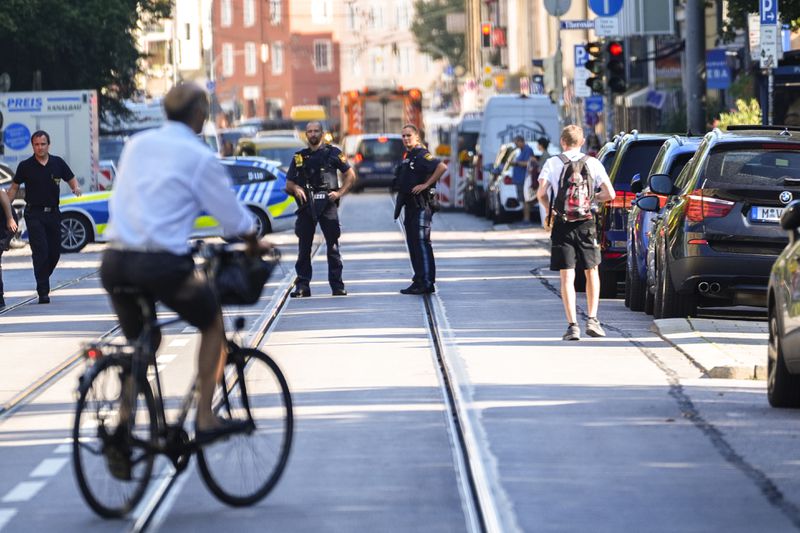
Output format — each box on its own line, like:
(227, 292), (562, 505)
(472, 95), (560, 212)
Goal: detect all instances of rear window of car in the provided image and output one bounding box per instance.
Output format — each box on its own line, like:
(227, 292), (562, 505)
(358, 138), (404, 162)
(612, 141), (664, 190)
(703, 144), (800, 188)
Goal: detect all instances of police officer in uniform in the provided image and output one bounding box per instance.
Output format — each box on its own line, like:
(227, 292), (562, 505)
(394, 124), (447, 295)
(285, 121), (355, 297)
(7, 130), (81, 303)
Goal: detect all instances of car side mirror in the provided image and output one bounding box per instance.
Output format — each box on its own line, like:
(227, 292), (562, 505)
(630, 173), (643, 194)
(648, 174), (673, 196)
(635, 195), (660, 212)
(780, 199), (800, 231)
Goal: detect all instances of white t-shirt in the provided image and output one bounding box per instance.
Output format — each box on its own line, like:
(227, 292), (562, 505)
(537, 148), (612, 200)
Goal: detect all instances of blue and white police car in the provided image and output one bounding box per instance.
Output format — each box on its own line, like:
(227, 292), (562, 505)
(59, 157), (296, 253)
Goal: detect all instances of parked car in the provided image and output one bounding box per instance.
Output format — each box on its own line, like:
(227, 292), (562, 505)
(625, 136), (701, 312)
(350, 134), (405, 190)
(235, 136), (306, 170)
(640, 126), (800, 318)
(58, 157), (295, 253)
(597, 131), (671, 297)
(767, 199), (800, 407)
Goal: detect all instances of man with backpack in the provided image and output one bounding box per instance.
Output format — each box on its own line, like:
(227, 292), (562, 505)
(537, 125), (615, 340)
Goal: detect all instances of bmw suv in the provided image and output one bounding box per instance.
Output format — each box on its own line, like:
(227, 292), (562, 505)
(640, 126), (800, 318)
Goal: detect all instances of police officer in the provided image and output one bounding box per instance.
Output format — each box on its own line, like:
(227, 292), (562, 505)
(285, 121), (355, 297)
(394, 124), (447, 295)
(7, 130), (81, 303)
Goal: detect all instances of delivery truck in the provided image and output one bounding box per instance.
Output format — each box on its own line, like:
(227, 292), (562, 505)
(0, 90), (100, 194)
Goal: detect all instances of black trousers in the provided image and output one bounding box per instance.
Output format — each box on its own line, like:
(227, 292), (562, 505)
(403, 203), (435, 288)
(294, 201), (344, 290)
(25, 209), (62, 296)
(0, 250), (4, 298)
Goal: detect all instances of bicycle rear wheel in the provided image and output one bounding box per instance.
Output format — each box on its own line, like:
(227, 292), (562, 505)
(72, 356), (157, 518)
(197, 347), (293, 506)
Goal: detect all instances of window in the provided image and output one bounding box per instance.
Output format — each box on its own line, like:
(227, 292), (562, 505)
(184, 23), (191, 40)
(222, 43), (234, 77)
(346, 3), (356, 30)
(270, 0), (282, 24)
(311, 0), (332, 24)
(272, 42), (284, 74)
(313, 40), (332, 72)
(397, 1), (411, 29)
(399, 47), (411, 75)
(704, 145), (800, 187)
(244, 0), (255, 27)
(221, 0), (232, 27)
(349, 49), (361, 76)
(370, 3), (384, 29)
(245, 42), (257, 75)
(226, 165), (274, 185)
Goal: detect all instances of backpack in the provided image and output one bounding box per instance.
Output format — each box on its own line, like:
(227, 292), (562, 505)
(550, 154), (595, 222)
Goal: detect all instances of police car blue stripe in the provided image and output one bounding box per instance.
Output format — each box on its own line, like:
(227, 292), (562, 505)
(254, 181), (268, 204)
(263, 181), (276, 204)
(237, 185), (248, 201)
(246, 183), (259, 202)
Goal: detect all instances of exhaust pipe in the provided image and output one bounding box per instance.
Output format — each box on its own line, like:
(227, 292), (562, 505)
(698, 281), (710, 293)
(710, 282), (721, 294)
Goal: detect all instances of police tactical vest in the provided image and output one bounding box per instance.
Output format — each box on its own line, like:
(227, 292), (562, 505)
(295, 145), (339, 190)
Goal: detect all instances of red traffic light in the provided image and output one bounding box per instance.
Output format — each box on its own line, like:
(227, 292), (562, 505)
(481, 22), (491, 35)
(481, 22), (492, 48)
(608, 41), (624, 57)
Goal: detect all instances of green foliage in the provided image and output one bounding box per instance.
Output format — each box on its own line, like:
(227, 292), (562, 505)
(0, 0), (171, 116)
(717, 99), (762, 129)
(722, 0), (800, 41)
(410, 0), (465, 68)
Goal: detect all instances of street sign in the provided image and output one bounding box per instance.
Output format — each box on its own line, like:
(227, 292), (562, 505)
(759, 0), (779, 69)
(706, 49), (731, 90)
(588, 0), (623, 17)
(561, 20), (595, 30)
(594, 16), (620, 37)
(585, 95), (604, 113)
(748, 13), (760, 60)
(543, 0), (571, 17)
(760, 0), (777, 24)
(574, 45), (591, 98)
(574, 45), (588, 67)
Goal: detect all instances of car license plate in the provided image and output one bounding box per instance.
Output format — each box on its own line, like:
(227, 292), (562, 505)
(313, 192), (328, 200)
(376, 162), (392, 169)
(750, 206), (784, 223)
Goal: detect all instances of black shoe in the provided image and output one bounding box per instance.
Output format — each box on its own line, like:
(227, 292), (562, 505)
(290, 286), (311, 298)
(0, 296), (5, 308)
(332, 288), (348, 296)
(401, 285), (431, 295)
(38, 295), (50, 304)
(195, 418), (253, 447)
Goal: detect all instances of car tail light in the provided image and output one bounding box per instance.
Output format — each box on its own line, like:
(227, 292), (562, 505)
(84, 346), (103, 360)
(354, 153), (364, 164)
(686, 189), (734, 222)
(656, 194), (668, 208)
(503, 176), (513, 185)
(609, 190), (635, 209)
(688, 239), (708, 245)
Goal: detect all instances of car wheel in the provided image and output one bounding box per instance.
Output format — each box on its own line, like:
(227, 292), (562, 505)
(249, 207), (271, 238)
(624, 254), (633, 308)
(628, 241), (646, 312)
(60, 213), (92, 253)
(767, 307), (800, 407)
(599, 270), (617, 299)
(660, 253), (697, 318)
(644, 285), (655, 315)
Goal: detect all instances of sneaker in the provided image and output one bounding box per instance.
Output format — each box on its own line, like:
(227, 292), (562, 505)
(562, 324), (580, 341)
(585, 317), (606, 337)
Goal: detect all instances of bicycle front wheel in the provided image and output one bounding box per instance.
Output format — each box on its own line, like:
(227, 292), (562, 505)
(72, 356), (157, 518)
(197, 347), (293, 506)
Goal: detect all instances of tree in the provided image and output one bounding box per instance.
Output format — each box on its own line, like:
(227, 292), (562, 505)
(717, 98), (762, 129)
(722, 0), (800, 41)
(410, 0), (465, 69)
(0, 0), (171, 117)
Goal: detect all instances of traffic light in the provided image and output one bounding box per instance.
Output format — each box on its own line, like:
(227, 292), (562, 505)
(585, 41), (604, 94)
(481, 22), (492, 48)
(606, 40), (626, 93)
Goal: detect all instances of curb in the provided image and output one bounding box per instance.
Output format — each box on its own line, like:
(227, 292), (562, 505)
(652, 318), (768, 380)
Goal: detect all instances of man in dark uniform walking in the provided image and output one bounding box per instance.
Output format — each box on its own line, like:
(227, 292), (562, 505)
(7, 130), (81, 303)
(394, 124), (447, 295)
(285, 121), (355, 297)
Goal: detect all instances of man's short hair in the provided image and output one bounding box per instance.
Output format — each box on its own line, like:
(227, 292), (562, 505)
(163, 82), (208, 124)
(306, 121), (322, 132)
(514, 135), (525, 143)
(537, 137), (550, 149)
(560, 125), (584, 148)
(31, 130), (50, 144)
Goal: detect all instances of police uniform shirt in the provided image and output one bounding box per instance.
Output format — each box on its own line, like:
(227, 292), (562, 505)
(397, 146), (440, 194)
(286, 144), (350, 188)
(13, 155), (74, 208)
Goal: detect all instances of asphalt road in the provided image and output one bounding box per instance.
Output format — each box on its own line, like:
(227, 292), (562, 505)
(0, 191), (798, 532)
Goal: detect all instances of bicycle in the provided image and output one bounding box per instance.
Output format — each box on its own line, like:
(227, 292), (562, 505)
(71, 242), (293, 518)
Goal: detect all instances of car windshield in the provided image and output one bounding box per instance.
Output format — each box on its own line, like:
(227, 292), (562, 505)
(612, 141), (664, 191)
(224, 165), (274, 186)
(359, 138), (404, 162)
(704, 145), (800, 188)
(258, 147), (299, 169)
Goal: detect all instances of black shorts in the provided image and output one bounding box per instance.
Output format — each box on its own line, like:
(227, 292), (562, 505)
(100, 249), (219, 341)
(549, 218), (601, 271)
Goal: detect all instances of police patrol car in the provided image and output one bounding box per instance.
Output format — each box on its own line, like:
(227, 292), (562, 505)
(58, 157), (296, 253)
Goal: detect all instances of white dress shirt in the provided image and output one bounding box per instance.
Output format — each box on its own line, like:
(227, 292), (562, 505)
(537, 147), (612, 197)
(106, 121), (254, 254)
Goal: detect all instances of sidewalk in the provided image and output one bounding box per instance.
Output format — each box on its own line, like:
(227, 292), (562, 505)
(653, 318), (768, 380)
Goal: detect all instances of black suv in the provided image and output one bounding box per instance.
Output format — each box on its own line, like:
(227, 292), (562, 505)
(597, 131), (671, 297)
(640, 126), (800, 318)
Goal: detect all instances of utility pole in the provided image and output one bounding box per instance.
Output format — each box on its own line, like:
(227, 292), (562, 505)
(685, 0), (706, 133)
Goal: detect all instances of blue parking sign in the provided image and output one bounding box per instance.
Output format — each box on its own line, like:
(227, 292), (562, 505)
(760, 0), (778, 24)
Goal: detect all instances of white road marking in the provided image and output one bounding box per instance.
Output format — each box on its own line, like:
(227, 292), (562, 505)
(2, 481), (47, 503)
(156, 354), (176, 364)
(30, 457), (70, 478)
(53, 443), (72, 454)
(168, 338), (189, 347)
(181, 326), (197, 334)
(0, 509), (17, 530)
